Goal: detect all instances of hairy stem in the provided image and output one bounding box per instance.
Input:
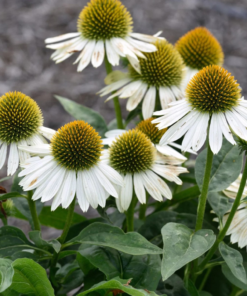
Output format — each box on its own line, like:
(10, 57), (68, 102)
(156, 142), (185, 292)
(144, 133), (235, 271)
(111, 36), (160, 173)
(27, 190), (41, 231)
(104, 56), (124, 129)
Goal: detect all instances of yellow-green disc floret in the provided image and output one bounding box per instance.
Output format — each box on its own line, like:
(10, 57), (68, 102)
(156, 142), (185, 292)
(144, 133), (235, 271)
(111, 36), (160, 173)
(77, 0), (133, 41)
(51, 120), (103, 171)
(136, 118), (166, 144)
(129, 40), (185, 88)
(0, 91), (43, 143)
(186, 65), (241, 113)
(176, 27), (224, 70)
(109, 130), (155, 174)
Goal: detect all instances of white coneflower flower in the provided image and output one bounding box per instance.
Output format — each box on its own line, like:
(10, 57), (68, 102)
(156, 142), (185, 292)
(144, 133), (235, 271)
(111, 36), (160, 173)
(98, 40), (185, 119)
(175, 27), (224, 87)
(45, 0), (161, 73)
(0, 91), (55, 176)
(153, 65), (247, 154)
(223, 175), (247, 200)
(104, 129), (187, 212)
(18, 120), (123, 212)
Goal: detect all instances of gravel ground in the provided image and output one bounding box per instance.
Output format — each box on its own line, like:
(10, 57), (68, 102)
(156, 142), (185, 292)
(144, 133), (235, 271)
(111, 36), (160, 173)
(1, 0), (247, 236)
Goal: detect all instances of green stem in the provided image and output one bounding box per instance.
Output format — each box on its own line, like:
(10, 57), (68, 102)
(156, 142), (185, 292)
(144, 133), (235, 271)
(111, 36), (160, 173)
(104, 56), (124, 129)
(58, 197), (76, 244)
(126, 196), (136, 232)
(195, 139), (214, 231)
(27, 190), (40, 231)
(199, 267), (212, 291)
(198, 156), (247, 271)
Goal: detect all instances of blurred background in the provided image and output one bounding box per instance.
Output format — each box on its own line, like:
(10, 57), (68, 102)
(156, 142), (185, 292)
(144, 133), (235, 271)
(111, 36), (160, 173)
(1, 0), (247, 236)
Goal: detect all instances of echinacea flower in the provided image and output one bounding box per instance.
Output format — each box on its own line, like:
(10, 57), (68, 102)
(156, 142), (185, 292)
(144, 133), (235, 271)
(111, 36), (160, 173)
(0, 91), (55, 176)
(45, 0), (161, 73)
(103, 129), (187, 212)
(153, 65), (247, 154)
(98, 40), (185, 118)
(176, 27), (224, 87)
(219, 176), (247, 248)
(18, 121), (123, 212)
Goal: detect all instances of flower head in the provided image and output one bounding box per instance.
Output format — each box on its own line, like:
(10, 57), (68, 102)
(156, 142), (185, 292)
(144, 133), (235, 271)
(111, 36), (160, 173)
(0, 91), (55, 176)
(103, 129), (187, 212)
(45, 0), (162, 72)
(18, 120), (123, 212)
(176, 27), (224, 86)
(153, 65), (247, 154)
(98, 40), (185, 118)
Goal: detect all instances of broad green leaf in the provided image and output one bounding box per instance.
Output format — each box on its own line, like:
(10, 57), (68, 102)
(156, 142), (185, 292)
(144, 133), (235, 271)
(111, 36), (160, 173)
(0, 226), (51, 257)
(29, 231), (61, 253)
(10, 258), (54, 296)
(78, 245), (161, 290)
(69, 222), (162, 255)
(222, 262), (247, 291)
(157, 274), (190, 296)
(38, 206), (86, 229)
(195, 140), (243, 192)
(208, 192), (232, 219)
(55, 95), (108, 136)
(138, 211), (215, 245)
(161, 223), (216, 281)
(219, 242), (247, 284)
(0, 288), (19, 296)
(0, 259), (14, 292)
(77, 277), (161, 296)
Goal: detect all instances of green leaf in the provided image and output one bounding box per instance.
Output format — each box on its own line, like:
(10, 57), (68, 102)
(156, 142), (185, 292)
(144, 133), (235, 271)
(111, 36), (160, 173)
(161, 223), (216, 281)
(55, 95), (108, 137)
(222, 262), (247, 291)
(10, 258), (54, 295)
(195, 140), (243, 192)
(199, 292), (212, 296)
(0, 192), (26, 201)
(77, 277), (161, 296)
(220, 242), (247, 284)
(69, 222), (162, 255)
(0, 259), (14, 292)
(208, 192), (232, 219)
(29, 231), (61, 253)
(157, 274), (190, 296)
(187, 280), (199, 296)
(138, 211), (215, 245)
(38, 206), (86, 229)
(78, 245), (161, 290)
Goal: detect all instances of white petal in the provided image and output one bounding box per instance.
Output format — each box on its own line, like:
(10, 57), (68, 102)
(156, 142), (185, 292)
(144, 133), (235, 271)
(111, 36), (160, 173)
(81, 170), (100, 209)
(209, 113), (223, 154)
(76, 171), (90, 212)
(156, 145), (186, 161)
(146, 169), (172, 200)
(46, 37), (81, 50)
(126, 83), (148, 111)
(105, 129), (125, 138)
(91, 40), (105, 68)
(217, 113), (236, 145)
(98, 163), (123, 186)
(18, 140), (30, 164)
(111, 38), (138, 60)
(126, 37), (157, 52)
(105, 40), (120, 66)
(159, 87), (176, 109)
(0, 143), (7, 169)
(225, 110), (247, 140)
(45, 32), (80, 43)
(130, 32), (161, 43)
(127, 54), (141, 74)
(51, 176), (67, 211)
(120, 174), (133, 211)
(61, 171), (76, 209)
(139, 171), (163, 201)
(192, 113), (210, 151)
(93, 166), (118, 198)
(119, 81), (142, 98)
(76, 40), (96, 72)
(99, 78), (131, 96)
(27, 134), (47, 145)
(38, 126), (56, 140)
(142, 87), (156, 119)
(7, 143), (19, 176)
(133, 173), (146, 204)
(19, 155), (53, 177)
(18, 144), (51, 156)
(153, 99), (188, 116)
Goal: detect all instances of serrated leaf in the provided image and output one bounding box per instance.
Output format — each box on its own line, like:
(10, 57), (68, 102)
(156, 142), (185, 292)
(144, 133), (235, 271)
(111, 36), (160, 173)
(69, 222), (162, 255)
(195, 140), (243, 192)
(161, 223), (216, 281)
(0, 259), (14, 292)
(55, 95), (108, 136)
(219, 242), (247, 284)
(10, 258), (54, 295)
(77, 277), (161, 296)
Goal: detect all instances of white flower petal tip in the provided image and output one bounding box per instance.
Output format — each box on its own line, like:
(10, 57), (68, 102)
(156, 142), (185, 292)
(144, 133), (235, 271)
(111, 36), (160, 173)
(18, 144), (51, 156)
(38, 126), (56, 140)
